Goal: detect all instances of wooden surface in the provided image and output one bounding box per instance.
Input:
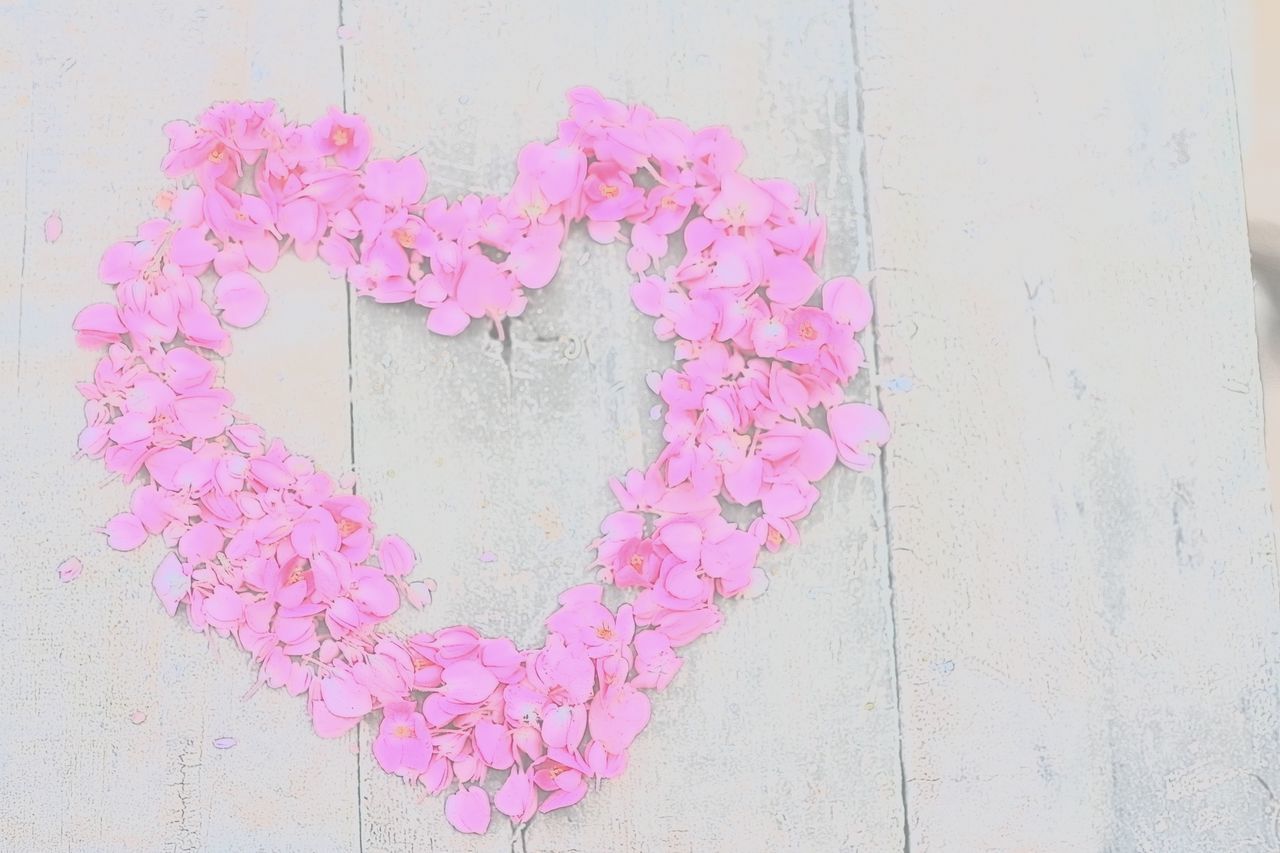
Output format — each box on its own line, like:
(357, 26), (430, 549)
(0, 1), (1274, 851)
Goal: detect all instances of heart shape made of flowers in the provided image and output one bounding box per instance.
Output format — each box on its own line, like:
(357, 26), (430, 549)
(72, 88), (890, 835)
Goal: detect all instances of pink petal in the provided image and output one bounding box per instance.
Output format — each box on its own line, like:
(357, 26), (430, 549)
(351, 572), (399, 617)
(763, 254), (820, 306)
(797, 427), (838, 481)
(406, 580), (434, 609)
(152, 552), (190, 616)
(279, 197), (323, 244)
(204, 584), (244, 623)
(44, 212), (62, 243)
(57, 557), (83, 582)
(426, 301), (470, 336)
(105, 513), (147, 551)
(705, 172), (773, 227)
(170, 227), (218, 267)
(441, 660), (499, 704)
(214, 271), (269, 327)
(588, 684), (651, 754)
(822, 275), (873, 329)
(494, 769), (536, 821)
(320, 673), (374, 718)
(378, 535), (415, 577)
(539, 783), (587, 814)
(73, 303), (127, 347)
(474, 720), (514, 770)
(179, 521), (224, 563)
(445, 785), (492, 835)
(509, 239), (561, 289)
(827, 403), (891, 471)
(99, 241), (139, 283)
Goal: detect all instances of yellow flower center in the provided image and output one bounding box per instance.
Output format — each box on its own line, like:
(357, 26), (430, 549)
(331, 127), (351, 146)
(393, 226), (416, 249)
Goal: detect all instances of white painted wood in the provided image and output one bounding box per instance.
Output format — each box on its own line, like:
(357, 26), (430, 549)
(0, 3), (359, 850)
(4, 0), (1276, 850)
(340, 1), (902, 851)
(853, 0), (1280, 850)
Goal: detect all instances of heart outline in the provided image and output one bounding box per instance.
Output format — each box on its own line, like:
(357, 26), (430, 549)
(72, 88), (889, 834)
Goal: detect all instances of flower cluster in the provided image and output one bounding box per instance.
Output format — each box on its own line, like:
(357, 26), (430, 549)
(72, 89), (889, 834)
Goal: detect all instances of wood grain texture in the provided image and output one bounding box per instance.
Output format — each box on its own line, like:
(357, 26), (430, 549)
(0, 3), (359, 851)
(339, 2), (901, 851)
(853, 0), (1280, 850)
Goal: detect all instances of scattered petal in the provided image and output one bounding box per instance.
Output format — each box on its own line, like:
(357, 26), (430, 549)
(44, 212), (62, 243)
(57, 557), (83, 582)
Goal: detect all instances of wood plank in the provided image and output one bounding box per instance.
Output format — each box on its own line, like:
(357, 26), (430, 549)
(340, 1), (903, 850)
(854, 0), (1280, 849)
(0, 3), (358, 850)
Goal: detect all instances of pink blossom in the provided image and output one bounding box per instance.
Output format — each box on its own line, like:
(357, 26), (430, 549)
(583, 162), (644, 222)
(373, 701), (433, 778)
(312, 107), (371, 169)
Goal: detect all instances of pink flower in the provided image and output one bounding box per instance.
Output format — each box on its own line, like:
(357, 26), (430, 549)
(312, 107), (371, 169)
(373, 700), (432, 778)
(779, 307), (833, 364)
(545, 585), (634, 659)
(583, 162), (644, 222)
(704, 172), (773, 227)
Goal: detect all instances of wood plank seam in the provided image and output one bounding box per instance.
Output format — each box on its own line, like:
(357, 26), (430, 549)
(849, 2), (913, 852)
(337, 1), (368, 850)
